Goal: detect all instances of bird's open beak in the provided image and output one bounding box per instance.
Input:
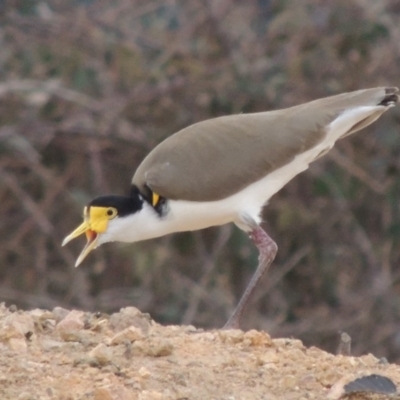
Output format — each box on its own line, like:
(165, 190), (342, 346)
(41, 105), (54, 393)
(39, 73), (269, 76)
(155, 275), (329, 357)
(62, 220), (99, 267)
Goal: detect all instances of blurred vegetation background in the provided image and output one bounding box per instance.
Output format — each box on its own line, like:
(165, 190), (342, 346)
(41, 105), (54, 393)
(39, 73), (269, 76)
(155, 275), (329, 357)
(1, 0), (400, 361)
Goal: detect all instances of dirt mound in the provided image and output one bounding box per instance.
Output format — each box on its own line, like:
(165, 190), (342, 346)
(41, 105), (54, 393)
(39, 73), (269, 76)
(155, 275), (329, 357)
(0, 304), (398, 399)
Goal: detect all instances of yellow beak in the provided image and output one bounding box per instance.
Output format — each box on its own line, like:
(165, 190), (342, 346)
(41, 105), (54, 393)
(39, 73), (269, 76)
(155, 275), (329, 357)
(62, 220), (99, 267)
(62, 206), (114, 267)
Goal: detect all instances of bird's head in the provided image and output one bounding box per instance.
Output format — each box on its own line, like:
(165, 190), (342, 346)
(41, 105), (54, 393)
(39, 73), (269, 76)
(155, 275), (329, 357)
(62, 190), (146, 266)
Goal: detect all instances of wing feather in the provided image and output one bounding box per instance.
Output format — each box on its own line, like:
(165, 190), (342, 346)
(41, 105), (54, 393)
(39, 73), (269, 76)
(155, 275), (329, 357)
(132, 87), (397, 202)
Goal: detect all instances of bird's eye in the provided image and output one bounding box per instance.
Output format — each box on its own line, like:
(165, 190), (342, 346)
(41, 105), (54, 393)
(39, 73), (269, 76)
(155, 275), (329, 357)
(106, 208), (117, 218)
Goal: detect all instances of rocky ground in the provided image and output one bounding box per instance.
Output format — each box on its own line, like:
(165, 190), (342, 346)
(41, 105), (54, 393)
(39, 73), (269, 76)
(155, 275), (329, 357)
(0, 304), (399, 400)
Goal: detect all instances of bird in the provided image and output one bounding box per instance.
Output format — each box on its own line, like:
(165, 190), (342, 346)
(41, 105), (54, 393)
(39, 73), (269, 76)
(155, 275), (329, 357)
(63, 87), (399, 329)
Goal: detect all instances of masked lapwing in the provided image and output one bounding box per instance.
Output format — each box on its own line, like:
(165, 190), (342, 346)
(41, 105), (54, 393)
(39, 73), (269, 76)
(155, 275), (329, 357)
(63, 87), (399, 328)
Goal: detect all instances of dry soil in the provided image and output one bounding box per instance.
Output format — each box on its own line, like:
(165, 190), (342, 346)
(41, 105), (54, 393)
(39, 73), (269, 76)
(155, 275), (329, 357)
(0, 304), (399, 400)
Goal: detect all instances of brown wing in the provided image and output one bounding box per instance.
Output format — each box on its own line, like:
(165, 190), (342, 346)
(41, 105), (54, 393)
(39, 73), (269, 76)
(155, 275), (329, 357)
(132, 87), (397, 202)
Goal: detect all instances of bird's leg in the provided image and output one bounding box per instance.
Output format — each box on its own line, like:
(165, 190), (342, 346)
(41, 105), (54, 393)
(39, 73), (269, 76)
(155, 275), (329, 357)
(224, 226), (278, 329)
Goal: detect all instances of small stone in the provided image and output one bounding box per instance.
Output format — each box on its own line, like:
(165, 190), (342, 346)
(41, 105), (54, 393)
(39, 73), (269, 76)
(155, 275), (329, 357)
(287, 339), (304, 349)
(183, 325), (197, 333)
(90, 318), (108, 332)
(171, 371), (187, 386)
(138, 390), (163, 400)
(150, 340), (173, 357)
(306, 346), (328, 359)
(102, 364), (120, 375)
(8, 338), (27, 352)
(273, 338), (287, 348)
(149, 324), (186, 338)
(379, 357), (389, 365)
(136, 338), (173, 357)
(263, 363), (278, 372)
(93, 388), (115, 400)
(41, 319), (56, 331)
(317, 370), (343, 387)
(274, 338), (303, 349)
(94, 385), (134, 400)
(286, 348), (306, 362)
(279, 374), (297, 389)
(360, 353), (379, 365)
(84, 312), (108, 330)
(196, 332), (215, 341)
(347, 357), (357, 366)
(258, 351), (279, 365)
(17, 392), (31, 400)
(203, 332), (216, 341)
(56, 310), (84, 341)
(174, 387), (192, 399)
(40, 338), (64, 351)
(218, 329), (244, 343)
(110, 326), (144, 345)
(109, 307), (151, 333)
(0, 313), (35, 341)
(89, 344), (112, 366)
(298, 374), (319, 391)
(30, 309), (54, 321)
(52, 307), (71, 322)
(138, 367), (151, 378)
(73, 356), (98, 367)
(243, 330), (272, 346)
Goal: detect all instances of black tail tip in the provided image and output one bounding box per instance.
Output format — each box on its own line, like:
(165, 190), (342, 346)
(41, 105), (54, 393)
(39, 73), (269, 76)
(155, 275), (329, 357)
(380, 87), (399, 106)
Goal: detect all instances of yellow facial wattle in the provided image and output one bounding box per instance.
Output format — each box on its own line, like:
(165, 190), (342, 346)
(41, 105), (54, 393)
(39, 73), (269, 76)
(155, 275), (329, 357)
(62, 206), (118, 266)
(86, 206), (115, 233)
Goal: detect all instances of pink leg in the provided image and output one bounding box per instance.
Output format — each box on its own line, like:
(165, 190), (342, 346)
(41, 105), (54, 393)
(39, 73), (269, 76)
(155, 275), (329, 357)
(224, 226), (278, 329)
